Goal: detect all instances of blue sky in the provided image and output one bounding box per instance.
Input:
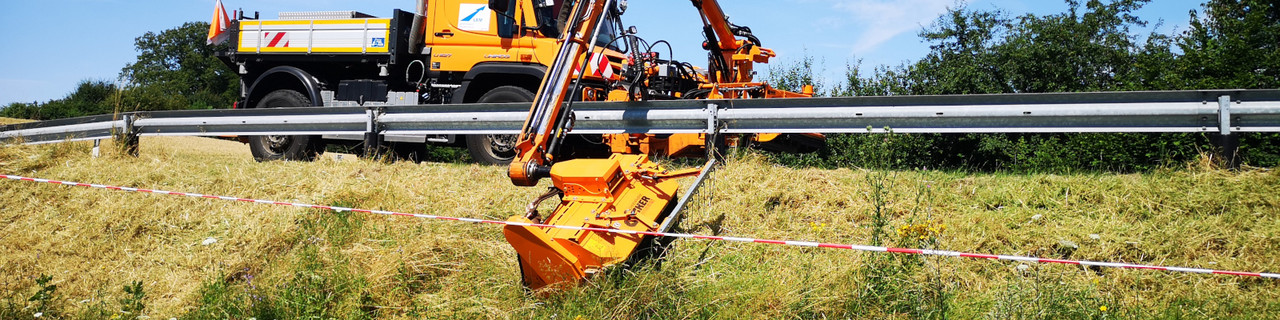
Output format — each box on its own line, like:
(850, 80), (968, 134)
(0, 0), (1203, 105)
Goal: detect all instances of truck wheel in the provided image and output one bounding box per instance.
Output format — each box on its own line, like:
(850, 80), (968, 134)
(248, 89), (323, 162)
(466, 86), (533, 165)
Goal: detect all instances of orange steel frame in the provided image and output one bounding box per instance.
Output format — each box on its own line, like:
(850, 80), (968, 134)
(503, 0), (815, 291)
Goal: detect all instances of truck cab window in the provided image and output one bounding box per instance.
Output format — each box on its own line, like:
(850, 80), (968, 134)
(496, 0), (518, 38)
(595, 14), (623, 52)
(534, 0), (625, 53)
(534, 0), (563, 38)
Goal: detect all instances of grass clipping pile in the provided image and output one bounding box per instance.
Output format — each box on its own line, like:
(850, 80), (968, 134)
(0, 136), (1277, 319)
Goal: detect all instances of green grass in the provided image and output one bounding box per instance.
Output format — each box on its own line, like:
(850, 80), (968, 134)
(1, 137), (1277, 319)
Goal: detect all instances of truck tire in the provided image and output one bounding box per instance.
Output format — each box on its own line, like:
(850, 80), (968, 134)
(248, 89), (323, 162)
(466, 86), (533, 165)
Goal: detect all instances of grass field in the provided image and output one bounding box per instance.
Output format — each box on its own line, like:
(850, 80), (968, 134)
(1, 136), (1277, 319)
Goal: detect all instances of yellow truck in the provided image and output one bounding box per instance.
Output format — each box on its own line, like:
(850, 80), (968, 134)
(214, 0), (818, 164)
(215, 0), (626, 164)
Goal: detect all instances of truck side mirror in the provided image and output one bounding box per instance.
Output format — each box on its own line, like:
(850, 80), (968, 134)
(488, 0), (510, 12)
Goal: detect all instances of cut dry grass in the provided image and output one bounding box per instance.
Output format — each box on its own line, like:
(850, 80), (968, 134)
(0, 117), (33, 125)
(0, 136), (1277, 319)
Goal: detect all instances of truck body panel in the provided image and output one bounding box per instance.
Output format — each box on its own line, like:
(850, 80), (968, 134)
(238, 19), (394, 54)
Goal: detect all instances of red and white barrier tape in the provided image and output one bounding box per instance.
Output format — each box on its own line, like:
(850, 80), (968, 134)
(3, 173), (1276, 279)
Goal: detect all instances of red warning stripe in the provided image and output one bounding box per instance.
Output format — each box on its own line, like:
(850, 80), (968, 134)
(887, 247), (923, 254)
(265, 32), (288, 48)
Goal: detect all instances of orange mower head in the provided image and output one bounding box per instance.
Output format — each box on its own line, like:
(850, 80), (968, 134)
(502, 154), (684, 291)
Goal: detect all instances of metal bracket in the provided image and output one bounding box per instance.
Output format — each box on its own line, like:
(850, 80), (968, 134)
(705, 102), (721, 161)
(1218, 95), (1233, 136)
(1217, 94), (1241, 168)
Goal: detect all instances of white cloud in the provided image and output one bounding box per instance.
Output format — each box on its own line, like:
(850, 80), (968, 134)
(830, 0), (955, 55)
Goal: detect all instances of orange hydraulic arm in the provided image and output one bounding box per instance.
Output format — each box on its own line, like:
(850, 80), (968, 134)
(507, 0), (612, 187)
(601, 1), (817, 157)
(690, 0), (777, 85)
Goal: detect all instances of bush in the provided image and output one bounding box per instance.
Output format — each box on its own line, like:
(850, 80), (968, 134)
(0, 102), (40, 120)
(768, 131), (1236, 172)
(1, 81), (119, 121)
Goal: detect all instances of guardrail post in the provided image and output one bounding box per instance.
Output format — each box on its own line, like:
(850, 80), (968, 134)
(705, 103), (724, 162)
(363, 107), (384, 159)
(118, 114), (139, 157)
(1216, 95), (1240, 169)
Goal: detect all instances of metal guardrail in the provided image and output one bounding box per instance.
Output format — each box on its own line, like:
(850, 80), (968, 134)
(4, 89), (1280, 146)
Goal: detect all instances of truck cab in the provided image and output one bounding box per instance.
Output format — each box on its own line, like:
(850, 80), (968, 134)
(427, 0), (626, 103)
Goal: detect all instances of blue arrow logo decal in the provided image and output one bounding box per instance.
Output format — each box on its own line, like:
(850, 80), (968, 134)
(462, 6), (486, 21)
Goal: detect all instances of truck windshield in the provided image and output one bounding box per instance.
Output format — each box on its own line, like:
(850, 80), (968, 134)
(534, 0), (626, 53)
(595, 15), (623, 52)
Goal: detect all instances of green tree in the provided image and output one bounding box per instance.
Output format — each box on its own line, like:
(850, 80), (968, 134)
(908, 0), (1210, 172)
(1178, 0), (1280, 166)
(803, 0), (1231, 172)
(1177, 0), (1280, 89)
(1116, 32), (1183, 90)
(911, 7), (1012, 94)
(835, 61), (915, 97)
(767, 53), (828, 96)
(1000, 0), (1154, 92)
(119, 21), (239, 111)
(907, 0), (1163, 94)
